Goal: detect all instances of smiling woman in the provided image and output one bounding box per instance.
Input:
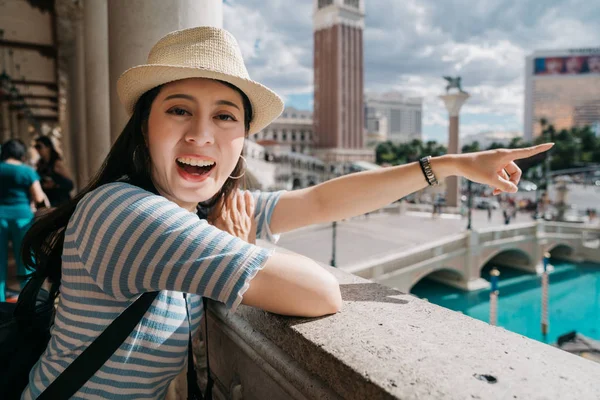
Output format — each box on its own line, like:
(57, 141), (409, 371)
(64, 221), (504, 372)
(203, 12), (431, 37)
(16, 26), (552, 400)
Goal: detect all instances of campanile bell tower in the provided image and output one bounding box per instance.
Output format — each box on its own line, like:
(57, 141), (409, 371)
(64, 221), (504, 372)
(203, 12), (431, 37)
(313, 0), (373, 163)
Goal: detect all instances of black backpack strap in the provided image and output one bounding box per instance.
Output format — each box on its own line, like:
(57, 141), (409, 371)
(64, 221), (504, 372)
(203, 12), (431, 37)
(183, 294), (213, 400)
(37, 291), (159, 400)
(202, 297), (214, 399)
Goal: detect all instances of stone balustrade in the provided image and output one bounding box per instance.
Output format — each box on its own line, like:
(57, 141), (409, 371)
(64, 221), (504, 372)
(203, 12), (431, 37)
(199, 264), (600, 400)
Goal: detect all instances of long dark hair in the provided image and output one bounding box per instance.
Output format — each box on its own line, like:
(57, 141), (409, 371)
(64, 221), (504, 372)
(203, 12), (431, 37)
(21, 80), (253, 285)
(34, 135), (63, 167)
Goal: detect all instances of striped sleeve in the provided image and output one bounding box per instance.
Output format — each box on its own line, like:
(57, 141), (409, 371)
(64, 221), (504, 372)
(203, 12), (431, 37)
(63, 182), (272, 311)
(250, 190), (284, 243)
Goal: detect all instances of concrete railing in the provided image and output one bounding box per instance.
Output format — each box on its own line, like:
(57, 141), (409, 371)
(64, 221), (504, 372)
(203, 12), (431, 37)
(202, 264), (600, 400)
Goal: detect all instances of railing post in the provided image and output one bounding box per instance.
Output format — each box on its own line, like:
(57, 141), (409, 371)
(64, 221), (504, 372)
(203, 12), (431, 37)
(541, 252), (550, 338)
(489, 268), (500, 326)
(330, 221), (337, 267)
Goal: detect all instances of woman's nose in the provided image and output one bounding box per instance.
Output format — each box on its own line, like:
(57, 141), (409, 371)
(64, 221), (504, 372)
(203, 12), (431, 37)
(185, 118), (215, 145)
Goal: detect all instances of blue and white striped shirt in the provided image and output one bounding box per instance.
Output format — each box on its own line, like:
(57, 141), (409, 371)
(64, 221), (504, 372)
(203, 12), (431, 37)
(22, 182), (282, 399)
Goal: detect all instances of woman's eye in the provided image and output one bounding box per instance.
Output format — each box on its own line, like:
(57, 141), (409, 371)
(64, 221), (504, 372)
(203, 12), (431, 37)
(168, 107), (190, 116)
(216, 114), (236, 121)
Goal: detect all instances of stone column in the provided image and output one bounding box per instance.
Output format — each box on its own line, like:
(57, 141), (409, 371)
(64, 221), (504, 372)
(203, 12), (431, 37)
(57, 71), (75, 179)
(107, 0), (223, 141)
(439, 92), (470, 207)
(83, 0), (111, 179)
(67, 16), (89, 189)
(0, 101), (10, 142)
(18, 117), (29, 144)
(11, 110), (19, 139)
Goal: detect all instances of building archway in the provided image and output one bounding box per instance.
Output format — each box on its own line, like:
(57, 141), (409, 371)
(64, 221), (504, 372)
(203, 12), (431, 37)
(292, 177), (302, 189)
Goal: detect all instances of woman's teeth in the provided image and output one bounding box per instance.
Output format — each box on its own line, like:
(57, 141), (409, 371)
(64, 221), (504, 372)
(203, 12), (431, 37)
(176, 157), (215, 167)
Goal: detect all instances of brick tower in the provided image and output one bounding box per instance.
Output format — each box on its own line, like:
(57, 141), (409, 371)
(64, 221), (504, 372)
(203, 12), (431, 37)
(313, 0), (373, 164)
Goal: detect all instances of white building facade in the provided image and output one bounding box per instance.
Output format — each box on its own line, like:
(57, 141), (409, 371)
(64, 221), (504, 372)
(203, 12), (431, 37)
(251, 106), (315, 154)
(364, 91), (422, 143)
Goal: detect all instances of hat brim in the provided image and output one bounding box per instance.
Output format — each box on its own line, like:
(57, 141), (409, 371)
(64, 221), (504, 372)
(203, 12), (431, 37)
(117, 64), (284, 134)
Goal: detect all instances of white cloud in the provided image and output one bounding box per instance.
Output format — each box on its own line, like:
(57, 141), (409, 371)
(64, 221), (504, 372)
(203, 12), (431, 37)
(223, 0), (599, 139)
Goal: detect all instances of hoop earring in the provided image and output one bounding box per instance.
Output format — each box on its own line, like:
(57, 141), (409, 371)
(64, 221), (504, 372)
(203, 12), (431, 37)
(229, 155), (247, 179)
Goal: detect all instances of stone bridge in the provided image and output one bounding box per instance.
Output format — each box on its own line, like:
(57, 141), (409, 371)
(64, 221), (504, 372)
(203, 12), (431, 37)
(344, 221), (600, 293)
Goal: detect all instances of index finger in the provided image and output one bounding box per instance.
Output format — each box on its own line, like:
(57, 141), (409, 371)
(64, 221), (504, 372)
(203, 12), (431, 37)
(506, 143), (554, 161)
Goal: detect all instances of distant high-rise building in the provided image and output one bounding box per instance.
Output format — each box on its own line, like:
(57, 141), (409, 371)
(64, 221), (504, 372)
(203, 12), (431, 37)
(312, 0), (373, 163)
(524, 48), (600, 141)
(364, 91), (423, 143)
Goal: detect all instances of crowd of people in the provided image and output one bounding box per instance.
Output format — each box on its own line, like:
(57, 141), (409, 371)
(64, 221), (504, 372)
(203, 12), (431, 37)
(0, 136), (73, 302)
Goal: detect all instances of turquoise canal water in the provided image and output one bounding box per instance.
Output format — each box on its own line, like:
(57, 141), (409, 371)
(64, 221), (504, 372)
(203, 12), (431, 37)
(410, 260), (600, 344)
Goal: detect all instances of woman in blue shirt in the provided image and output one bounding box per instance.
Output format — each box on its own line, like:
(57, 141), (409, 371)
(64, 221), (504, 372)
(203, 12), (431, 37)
(0, 139), (48, 302)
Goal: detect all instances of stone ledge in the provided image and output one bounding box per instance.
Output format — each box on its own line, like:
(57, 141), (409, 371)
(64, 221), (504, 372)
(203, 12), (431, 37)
(207, 264), (600, 400)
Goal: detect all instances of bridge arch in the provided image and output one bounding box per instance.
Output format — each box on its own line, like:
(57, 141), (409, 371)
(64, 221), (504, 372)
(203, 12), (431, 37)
(479, 248), (533, 275)
(545, 243), (576, 259)
(409, 267), (466, 292)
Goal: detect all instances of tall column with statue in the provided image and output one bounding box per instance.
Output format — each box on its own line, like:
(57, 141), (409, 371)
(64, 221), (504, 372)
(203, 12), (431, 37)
(439, 76), (470, 208)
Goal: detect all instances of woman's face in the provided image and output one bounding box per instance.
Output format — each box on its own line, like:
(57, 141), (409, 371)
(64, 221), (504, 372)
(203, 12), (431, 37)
(34, 142), (51, 161)
(146, 78), (246, 211)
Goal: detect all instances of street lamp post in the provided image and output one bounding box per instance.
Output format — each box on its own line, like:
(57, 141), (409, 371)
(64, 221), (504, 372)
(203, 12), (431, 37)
(467, 180), (473, 230)
(330, 221), (337, 267)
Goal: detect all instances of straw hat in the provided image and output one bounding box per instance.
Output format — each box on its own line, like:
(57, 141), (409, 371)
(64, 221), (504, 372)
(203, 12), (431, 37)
(117, 26), (284, 134)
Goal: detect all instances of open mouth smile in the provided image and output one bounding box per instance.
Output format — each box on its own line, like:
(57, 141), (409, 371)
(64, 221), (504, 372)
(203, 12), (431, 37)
(176, 156), (216, 182)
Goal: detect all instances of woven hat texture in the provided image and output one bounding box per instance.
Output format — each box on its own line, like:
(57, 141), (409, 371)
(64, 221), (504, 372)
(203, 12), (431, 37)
(117, 26), (283, 134)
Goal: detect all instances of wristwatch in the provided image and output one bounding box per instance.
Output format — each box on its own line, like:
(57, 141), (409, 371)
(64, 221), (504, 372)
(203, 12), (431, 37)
(419, 156), (439, 186)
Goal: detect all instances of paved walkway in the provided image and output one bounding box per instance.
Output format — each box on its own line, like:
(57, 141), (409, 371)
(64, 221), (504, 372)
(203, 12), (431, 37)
(277, 209), (533, 268)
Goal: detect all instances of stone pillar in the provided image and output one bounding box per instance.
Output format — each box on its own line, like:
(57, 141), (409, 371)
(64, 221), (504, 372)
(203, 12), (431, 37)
(57, 71), (75, 179)
(83, 0), (111, 179)
(107, 0), (223, 141)
(18, 117), (29, 145)
(11, 110), (19, 139)
(0, 102), (10, 142)
(439, 92), (470, 207)
(67, 16), (89, 189)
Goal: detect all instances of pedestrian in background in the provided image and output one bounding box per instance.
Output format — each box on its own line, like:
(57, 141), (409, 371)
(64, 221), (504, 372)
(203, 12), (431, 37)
(0, 139), (48, 302)
(33, 135), (74, 207)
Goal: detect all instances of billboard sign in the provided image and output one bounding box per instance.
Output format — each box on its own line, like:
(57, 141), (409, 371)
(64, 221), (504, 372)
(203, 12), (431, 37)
(534, 55), (600, 75)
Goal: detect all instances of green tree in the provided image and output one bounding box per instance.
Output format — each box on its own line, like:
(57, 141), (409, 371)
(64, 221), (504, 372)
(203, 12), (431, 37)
(486, 142), (505, 150)
(461, 141), (480, 153)
(375, 141), (397, 164)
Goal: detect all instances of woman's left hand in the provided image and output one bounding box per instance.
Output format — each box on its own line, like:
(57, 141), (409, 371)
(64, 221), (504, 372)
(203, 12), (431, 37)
(208, 191), (257, 244)
(457, 143), (553, 195)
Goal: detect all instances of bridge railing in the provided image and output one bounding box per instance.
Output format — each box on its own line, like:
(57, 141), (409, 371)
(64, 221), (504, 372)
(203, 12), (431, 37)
(345, 232), (468, 279)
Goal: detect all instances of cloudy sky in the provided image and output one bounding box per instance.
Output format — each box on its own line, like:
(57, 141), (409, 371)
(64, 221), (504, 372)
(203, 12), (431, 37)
(223, 0), (599, 144)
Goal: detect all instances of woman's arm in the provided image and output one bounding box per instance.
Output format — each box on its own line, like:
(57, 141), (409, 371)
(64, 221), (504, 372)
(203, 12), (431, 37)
(53, 159), (73, 181)
(210, 190), (341, 317)
(69, 183), (340, 318)
(270, 144), (553, 234)
(29, 180), (50, 207)
(242, 251), (341, 317)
